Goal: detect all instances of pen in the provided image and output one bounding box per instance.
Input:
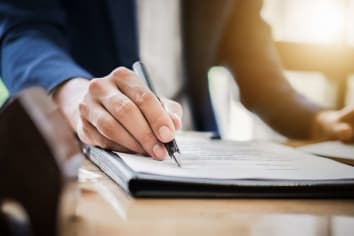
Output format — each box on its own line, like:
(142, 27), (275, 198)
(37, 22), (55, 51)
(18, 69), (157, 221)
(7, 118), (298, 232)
(133, 61), (182, 167)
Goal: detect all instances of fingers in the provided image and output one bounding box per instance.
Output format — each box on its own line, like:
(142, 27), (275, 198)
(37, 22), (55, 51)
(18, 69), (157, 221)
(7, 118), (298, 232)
(337, 106), (354, 141)
(79, 97), (145, 154)
(338, 106), (354, 122)
(71, 67), (183, 160)
(162, 98), (183, 118)
(110, 68), (176, 143)
(169, 112), (182, 130)
(162, 98), (183, 130)
(99, 90), (167, 160)
(314, 109), (354, 142)
(77, 119), (132, 153)
(332, 122), (354, 142)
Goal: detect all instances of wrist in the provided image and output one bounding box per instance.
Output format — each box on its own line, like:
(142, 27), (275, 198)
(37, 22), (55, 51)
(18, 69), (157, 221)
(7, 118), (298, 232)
(53, 78), (90, 129)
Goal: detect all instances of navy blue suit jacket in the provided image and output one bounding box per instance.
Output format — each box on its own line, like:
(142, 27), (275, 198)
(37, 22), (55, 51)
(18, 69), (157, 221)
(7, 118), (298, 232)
(0, 0), (219, 132)
(0, 0), (138, 94)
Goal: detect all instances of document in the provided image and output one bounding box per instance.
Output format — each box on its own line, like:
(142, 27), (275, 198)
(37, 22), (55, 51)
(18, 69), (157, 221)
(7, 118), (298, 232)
(115, 137), (354, 181)
(298, 141), (354, 165)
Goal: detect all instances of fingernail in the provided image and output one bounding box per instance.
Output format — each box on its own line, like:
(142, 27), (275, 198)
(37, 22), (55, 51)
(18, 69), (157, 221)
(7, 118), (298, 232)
(159, 125), (173, 141)
(153, 143), (167, 160)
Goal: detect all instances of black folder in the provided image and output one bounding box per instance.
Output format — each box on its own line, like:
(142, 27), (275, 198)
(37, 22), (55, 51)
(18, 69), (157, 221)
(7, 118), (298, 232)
(85, 145), (354, 198)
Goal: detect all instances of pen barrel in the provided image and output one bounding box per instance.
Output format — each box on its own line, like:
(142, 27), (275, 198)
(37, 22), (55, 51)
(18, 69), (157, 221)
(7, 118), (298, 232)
(133, 62), (158, 94)
(164, 140), (180, 157)
(133, 60), (182, 167)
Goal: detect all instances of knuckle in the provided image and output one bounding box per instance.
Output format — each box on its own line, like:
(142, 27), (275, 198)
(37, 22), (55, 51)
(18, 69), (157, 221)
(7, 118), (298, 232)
(112, 97), (135, 117)
(88, 79), (104, 94)
(78, 102), (89, 116)
(96, 117), (114, 134)
(111, 67), (131, 79)
(134, 90), (156, 107)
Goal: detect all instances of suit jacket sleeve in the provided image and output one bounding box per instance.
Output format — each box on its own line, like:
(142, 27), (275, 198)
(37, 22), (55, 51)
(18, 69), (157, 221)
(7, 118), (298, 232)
(219, 0), (324, 139)
(0, 0), (92, 95)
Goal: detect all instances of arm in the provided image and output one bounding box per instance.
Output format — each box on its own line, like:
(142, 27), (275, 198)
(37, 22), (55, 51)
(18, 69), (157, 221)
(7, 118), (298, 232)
(0, 0), (182, 158)
(0, 0), (91, 94)
(219, 0), (354, 141)
(219, 0), (323, 139)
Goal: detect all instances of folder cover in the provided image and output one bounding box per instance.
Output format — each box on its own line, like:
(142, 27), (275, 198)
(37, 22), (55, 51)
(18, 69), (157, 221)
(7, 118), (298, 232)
(85, 135), (354, 198)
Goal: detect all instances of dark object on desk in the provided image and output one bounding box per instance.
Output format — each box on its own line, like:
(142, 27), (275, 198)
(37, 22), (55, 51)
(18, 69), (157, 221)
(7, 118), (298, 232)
(0, 87), (81, 236)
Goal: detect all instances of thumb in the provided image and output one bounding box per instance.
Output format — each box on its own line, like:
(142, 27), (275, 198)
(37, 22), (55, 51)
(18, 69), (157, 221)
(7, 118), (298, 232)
(332, 122), (353, 141)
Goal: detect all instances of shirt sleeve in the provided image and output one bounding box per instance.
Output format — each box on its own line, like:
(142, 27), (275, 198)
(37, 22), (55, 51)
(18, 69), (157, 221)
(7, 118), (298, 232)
(218, 0), (324, 139)
(0, 0), (92, 95)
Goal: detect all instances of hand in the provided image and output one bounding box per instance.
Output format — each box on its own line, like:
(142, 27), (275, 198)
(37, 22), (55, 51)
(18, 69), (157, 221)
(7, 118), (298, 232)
(312, 106), (354, 142)
(53, 67), (182, 160)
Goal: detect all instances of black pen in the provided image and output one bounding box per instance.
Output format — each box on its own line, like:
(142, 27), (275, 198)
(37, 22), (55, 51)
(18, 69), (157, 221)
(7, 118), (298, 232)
(133, 61), (182, 167)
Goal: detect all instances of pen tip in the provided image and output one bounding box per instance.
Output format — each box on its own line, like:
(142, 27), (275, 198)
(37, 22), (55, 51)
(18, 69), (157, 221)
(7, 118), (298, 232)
(171, 153), (182, 168)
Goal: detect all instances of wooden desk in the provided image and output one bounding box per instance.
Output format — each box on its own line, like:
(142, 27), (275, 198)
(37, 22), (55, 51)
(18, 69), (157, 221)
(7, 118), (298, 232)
(63, 158), (354, 236)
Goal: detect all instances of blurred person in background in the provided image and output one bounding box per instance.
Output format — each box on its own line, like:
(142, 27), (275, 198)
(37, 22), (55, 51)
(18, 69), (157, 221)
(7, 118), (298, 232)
(0, 0), (353, 161)
(182, 0), (354, 142)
